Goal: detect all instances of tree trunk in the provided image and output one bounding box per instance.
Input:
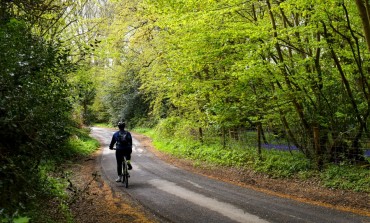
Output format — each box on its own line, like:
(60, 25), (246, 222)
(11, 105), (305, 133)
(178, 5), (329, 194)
(355, 0), (370, 51)
(313, 127), (323, 170)
(0, 0), (11, 24)
(257, 123), (262, 160)
(222, 127), (226, 149)
(198, 127), (203, 143)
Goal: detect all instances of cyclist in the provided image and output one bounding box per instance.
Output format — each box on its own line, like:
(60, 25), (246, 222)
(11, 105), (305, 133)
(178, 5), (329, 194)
(109, 121), (133, 182)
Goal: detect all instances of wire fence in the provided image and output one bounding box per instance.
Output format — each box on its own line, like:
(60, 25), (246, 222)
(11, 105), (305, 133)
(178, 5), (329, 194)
(195, 127), (370, 163)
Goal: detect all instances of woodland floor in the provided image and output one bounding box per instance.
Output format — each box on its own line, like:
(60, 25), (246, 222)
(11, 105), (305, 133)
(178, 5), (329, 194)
(65, 132), (370, 223)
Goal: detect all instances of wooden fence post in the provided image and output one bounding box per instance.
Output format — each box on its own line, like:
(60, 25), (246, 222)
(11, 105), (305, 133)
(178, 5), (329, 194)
(222, 127), (226, 149)
(198, 127), (203, 143)
(257, 123), (262, 160)
(313, 127), (322, 170)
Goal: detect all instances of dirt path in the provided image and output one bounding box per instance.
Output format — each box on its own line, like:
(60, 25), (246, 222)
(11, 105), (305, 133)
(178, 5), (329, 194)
(67, 132), (370, 223)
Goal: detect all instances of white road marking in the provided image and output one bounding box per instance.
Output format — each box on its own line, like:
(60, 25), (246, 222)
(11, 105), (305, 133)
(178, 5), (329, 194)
(132, 145), (143, 156)
(149, 179), (269, 223)
(186, 180), (204, 189)
(103, 147), (115, 156)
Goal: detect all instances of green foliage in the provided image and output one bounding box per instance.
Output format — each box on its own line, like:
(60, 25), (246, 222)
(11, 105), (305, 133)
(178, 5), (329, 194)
(155, 117), (183, 137)
(0, 18), (75, 219)
(69, 68), (97, 126)
(0, 128), (100, 222)
(1, 216), (31, 223)
(148, 125), (304, 170)
(86, 57), (151, 127)
(108, 66), (150, 126)
(0, 0), (102, 220)
(101, 0), (370, 165)
(65, 131), (100, 156)
(92, 122), (114, 128)
(51, 127), (100, 162)
(320, 164), (370, 192)
(13, 217), (30, 223)
(254, 150), (312, 178)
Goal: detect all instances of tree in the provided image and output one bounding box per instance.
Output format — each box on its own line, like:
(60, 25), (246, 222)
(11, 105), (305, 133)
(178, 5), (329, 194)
(0, 0), (99, 219)
(136, 0), (369, 162)
(94, 0), (370, 165)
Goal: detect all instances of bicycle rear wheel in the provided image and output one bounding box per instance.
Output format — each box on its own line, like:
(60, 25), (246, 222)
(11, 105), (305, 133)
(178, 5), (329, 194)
(122, 158), (129, 188)
(124, 171), (129, 188)
(121, 160), (126, 184)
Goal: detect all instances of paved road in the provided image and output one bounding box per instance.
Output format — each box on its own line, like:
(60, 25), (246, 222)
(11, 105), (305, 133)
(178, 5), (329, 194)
(91, 127), (370, 223)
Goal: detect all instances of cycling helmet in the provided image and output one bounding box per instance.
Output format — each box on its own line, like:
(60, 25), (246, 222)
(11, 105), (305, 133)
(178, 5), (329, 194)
(117, 121), (126, 130)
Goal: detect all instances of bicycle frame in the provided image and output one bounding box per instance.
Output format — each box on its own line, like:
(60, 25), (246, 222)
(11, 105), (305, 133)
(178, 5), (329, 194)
(112, 147), (129, 188)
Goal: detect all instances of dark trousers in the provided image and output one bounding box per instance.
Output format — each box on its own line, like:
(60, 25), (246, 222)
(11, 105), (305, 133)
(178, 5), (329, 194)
(115, 149), (131, 176)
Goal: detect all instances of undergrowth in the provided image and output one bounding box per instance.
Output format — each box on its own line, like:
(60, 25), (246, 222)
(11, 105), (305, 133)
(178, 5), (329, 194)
(135, 127), (370, 193)
(2, 127), (100, 223)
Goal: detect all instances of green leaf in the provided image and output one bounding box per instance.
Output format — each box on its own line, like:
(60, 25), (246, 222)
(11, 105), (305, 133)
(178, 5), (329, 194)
(13, 217), (31, 223)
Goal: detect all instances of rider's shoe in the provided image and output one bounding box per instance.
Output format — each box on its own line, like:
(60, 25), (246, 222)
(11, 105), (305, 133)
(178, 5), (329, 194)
(115, 176), (122, 182)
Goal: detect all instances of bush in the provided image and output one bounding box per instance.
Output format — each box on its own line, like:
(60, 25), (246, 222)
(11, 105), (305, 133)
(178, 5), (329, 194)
(253, 150), (312, 178)
(320, 164), (370, 192)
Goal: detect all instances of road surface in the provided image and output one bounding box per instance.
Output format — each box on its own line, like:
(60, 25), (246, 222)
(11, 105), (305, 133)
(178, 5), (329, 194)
(91, 127), (370, 223)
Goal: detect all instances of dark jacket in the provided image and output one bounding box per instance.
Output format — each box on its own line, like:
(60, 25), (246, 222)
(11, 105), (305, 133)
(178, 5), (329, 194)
(109, 130), (132, 151)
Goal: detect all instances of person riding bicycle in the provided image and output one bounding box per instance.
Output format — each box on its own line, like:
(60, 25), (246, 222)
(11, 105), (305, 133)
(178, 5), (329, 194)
(109, 121), (133, 182)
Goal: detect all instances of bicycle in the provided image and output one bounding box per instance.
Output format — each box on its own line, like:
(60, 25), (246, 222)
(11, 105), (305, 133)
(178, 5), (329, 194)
(112, 148), (130, 188)
(121, 155), (129, 188)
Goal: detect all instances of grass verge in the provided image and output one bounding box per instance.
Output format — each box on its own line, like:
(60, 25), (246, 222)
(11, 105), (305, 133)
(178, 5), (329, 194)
(135, 128), (370, 193)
